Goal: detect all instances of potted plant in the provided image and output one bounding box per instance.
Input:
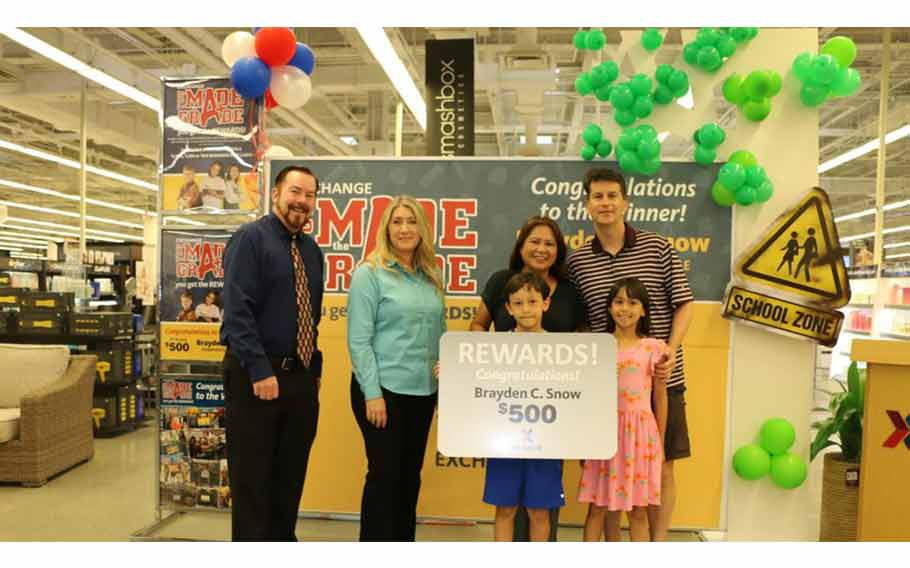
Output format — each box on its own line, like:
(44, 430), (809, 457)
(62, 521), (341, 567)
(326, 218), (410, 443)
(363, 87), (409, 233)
(811, 360), (865, 541)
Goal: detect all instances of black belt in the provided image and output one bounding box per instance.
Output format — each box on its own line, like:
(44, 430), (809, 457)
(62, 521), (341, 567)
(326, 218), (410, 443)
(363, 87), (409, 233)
(268, 355), (304, 373)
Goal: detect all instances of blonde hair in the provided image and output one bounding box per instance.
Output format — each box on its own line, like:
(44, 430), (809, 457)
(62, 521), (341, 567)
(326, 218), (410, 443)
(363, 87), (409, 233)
(365, 195), (444, 295)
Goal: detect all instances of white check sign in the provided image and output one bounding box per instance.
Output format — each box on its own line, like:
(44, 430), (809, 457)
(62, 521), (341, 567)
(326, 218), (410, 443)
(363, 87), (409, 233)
(438, 332), (618, 460)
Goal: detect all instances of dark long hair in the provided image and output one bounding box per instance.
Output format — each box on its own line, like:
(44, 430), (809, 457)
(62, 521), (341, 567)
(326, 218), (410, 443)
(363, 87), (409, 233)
(604, 277), (652, 337)
(508, 216), (567, 280)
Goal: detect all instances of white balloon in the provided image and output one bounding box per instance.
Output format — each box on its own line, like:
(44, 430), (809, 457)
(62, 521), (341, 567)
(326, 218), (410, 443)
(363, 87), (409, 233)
(269, 66), (312, 110)
(265, 145), (293, 158)
(221, 31), (257, 68)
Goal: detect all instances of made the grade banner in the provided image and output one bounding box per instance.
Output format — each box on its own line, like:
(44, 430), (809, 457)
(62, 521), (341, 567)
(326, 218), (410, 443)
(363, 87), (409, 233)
(270, 158), (732, 301)
(439, 332), (618, 460)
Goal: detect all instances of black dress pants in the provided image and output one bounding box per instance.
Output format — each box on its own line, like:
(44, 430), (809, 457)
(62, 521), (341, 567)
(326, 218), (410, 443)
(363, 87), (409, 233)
(351, 376), (437, 542)
(223, 352), (319, 541)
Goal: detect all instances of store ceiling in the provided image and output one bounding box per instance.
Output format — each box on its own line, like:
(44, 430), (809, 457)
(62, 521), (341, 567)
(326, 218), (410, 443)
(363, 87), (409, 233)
(0, 27), (908, 249)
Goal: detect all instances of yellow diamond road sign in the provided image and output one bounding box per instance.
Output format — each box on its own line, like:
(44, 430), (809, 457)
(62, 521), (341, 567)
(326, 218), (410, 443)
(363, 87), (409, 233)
(735, 187), (850, 308)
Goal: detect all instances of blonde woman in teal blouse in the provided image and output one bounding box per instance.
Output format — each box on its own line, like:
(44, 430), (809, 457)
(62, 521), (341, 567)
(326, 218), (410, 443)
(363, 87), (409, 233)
(347, 195), (446, 541)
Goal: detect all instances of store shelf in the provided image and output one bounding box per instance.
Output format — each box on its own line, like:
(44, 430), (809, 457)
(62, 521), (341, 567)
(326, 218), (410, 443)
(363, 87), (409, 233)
(843, 329), (872, 336)
(884, 304), (910, 312)
(880, 332), (910, 341)
(847, 303), (874, 309)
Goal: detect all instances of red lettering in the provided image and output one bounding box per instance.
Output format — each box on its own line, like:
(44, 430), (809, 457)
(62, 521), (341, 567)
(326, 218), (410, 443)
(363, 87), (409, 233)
(446, 255), (477, 294)
(315, 198), (367, 247)
(440, 199), (477, 248)
(324, 254), (355, 292)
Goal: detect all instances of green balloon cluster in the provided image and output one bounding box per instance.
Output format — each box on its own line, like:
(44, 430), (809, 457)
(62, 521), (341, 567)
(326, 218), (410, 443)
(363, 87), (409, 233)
(722, 69), (783, 122)
(692, 123), (726, 165)
(683, 27), (758, 73)
(641, 28), (663, 52)
(793, 36), (862, 108)
(711, 150), (774, 207)
(576, 60), (621, 101)
(579, 123), (613, 161)
(610, 74), (654, 127)
(573, 29), (607, 51)
(652, 64), (690, 105)
(615, 124), (661, 175)
(732, 418), (807, 490)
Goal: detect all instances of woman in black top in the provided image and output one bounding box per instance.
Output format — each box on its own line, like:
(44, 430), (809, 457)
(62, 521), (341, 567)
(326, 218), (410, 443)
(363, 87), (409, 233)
(469, 215), (587, 541)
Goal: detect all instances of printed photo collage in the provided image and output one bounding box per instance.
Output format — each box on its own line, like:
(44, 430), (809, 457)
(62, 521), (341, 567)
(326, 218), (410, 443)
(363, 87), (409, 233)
(159, 406), (230, 510)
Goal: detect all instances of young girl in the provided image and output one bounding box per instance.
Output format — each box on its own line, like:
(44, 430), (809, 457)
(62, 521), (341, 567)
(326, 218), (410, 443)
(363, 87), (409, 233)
(578, 277), (668, 542)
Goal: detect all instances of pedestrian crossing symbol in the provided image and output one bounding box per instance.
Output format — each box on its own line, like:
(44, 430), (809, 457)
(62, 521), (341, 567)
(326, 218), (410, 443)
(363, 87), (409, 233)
(735, 187), (850, 308)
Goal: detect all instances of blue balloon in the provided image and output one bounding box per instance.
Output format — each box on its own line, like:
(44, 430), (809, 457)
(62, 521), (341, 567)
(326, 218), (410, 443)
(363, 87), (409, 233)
(230, 57), (271, 99)
(289, 42), (316, 76)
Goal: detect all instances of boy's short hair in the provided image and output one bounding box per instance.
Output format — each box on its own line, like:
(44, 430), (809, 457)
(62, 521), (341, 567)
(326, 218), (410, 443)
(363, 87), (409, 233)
(180, 290), (192, 299)
(503, 272), (551, 302)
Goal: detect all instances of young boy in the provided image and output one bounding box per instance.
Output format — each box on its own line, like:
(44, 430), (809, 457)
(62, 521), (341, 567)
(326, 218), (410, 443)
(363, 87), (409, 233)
(483, 271), (565, 541)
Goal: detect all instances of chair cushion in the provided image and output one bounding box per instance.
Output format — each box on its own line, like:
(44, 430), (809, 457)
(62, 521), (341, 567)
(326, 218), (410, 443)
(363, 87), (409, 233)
(0, 343), (71, 408)
(0, 407), (20, 443)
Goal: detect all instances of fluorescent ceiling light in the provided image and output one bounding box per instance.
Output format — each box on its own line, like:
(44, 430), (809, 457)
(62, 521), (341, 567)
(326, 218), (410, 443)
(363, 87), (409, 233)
(10, 252), (48, 260)
(0, 233), (56, 245)
(884, 241), (910, 250)
(818, 123), (910, 174)
(886, 252), (910, 259)
(0, 139), (158, 193)
(0, 200), (143, 229)
(1, 224), (125, 243)
(835, 200), (910, 223)
(340, 136), (359, 146)
(519, 135), (554, 145)
(844, 225), (910, 244)
(357, 27), (427, 131)
(840, 231), (875, 244)
(0, 28), (159, 111)
(0, 178), (151, 216)
(164, 216), (206, 227)
(676, 88), (695, 110)
(0, 240), (46, 250)
(0, 245), (24, 252)
(3, 217), (138, 242)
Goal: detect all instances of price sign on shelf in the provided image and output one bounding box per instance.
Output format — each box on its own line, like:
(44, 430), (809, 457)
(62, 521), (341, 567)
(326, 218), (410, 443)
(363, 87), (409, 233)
(160, 322), (225, 361)
(438, 332), (617, 460)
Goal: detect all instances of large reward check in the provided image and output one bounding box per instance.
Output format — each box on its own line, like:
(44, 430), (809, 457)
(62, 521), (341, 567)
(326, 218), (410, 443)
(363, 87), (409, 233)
(438, 332), (617, 460)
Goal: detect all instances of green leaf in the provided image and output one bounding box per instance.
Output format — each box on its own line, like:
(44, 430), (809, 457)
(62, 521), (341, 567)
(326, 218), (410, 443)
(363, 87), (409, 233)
(847, 361), (860, 397)
(810, 418), (840, 461)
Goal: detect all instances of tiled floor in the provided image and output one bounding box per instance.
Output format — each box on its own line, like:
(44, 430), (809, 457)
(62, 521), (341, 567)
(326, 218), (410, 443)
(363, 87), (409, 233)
(0, 420), (706, 542)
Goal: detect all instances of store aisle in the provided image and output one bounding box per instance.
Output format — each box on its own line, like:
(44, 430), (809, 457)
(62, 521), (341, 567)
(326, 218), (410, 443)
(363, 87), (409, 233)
(0, 422), (706, 541)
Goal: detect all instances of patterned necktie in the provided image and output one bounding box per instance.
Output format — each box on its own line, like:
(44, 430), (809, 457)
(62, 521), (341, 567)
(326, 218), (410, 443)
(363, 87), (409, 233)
(290, 233), (314, 367)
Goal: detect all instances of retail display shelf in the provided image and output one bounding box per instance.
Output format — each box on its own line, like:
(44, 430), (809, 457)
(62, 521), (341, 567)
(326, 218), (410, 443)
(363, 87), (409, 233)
(880, 332), (910, 341)
(843, 329), (872, 336)
(847, 303), (874, 309)
(884, 304), (910, 312)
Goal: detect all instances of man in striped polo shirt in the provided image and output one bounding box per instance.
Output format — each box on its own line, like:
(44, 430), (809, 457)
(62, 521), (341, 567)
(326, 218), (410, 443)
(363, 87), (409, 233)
(567, 167), (695, 541)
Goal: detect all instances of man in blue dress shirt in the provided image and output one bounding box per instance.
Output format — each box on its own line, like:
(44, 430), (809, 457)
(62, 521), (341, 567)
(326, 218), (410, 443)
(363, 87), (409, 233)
(220, 165), (325, 541)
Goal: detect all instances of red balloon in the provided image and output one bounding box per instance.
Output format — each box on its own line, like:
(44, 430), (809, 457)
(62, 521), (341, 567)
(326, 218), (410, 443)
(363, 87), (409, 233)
(265, 89), (278, 110)
(255, 28), (296, 67)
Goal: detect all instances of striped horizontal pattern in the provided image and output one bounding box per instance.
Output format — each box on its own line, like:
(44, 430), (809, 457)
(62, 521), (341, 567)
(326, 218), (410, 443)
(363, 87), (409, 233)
(567, 227), (695, 388)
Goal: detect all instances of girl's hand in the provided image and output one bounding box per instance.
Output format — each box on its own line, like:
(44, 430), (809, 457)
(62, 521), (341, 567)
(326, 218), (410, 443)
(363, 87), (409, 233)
(433, 361), (440, 380)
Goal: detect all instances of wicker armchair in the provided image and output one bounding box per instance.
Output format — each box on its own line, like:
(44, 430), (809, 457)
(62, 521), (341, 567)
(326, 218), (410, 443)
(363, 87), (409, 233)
(0, 354), (97, 486)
